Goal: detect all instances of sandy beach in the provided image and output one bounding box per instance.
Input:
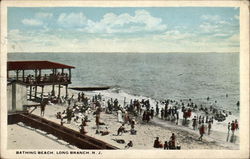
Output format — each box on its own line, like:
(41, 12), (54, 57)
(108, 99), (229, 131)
(7, 86), (239, 150)
(8, 123), (78, 149)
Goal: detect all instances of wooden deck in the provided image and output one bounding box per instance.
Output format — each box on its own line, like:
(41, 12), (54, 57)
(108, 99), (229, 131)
(8, 113), (118, 149)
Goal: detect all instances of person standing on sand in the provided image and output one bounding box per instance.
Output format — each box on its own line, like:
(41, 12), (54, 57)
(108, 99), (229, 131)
(208, 120), (212, 135)
(66, 107), (73, 124)
(192, 116), (197, 130)
(164, 107), (168, 120)
(176, 109), (179, 125)
(235, 119), (239, 130)
(161, 108), (164, 119)
(78, 93), (81, 102)
(170, 133), (176, 148)
(205, 116), (209, 123)
(156, 102), (159, 117)
(146, 111), (150, 123)
(198, 124), (205, 141)
(142, 111), (146, 122)
(198, 116), (201, 126)
(202, 116), (205, 124)
(40, 99), (47, 117)
(210, 116), (214, 124)
(150, 107), (154, 119)
(117, 109), (123, 123)
(95, 106), (101, 131)
(228, 122), (231, 134)
(124, 111), (129, 124)
(231, 121), (236, 135)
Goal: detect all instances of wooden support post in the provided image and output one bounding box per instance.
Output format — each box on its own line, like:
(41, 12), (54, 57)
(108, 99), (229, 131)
(52, 69), (55, 96)
(34, 70), (37, 98)
(65, 85), (68, 97)
(52, 85), (55, 96)
(16, 70), (19, 81)
(22, 70), (25, 82)
(58, 84), (61, 98)
(7, 70), (9, 79)
(69, 69), (71, 82)
(29, 86), (32, 100)
(62, 68), (64, 73)
(41, 86), (44, 99)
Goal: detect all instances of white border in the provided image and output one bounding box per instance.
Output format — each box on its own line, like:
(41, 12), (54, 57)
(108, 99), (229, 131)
(1, 1), (249, 159)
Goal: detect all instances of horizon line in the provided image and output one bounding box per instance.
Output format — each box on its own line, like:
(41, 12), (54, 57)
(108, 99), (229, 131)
(8, 51), (240, 54)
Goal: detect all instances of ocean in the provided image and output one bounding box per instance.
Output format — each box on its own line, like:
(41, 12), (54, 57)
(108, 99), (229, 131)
(8, 52), (239, 115)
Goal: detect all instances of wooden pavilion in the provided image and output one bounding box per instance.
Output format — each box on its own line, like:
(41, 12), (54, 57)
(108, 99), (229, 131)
(7, 61), (75, 101)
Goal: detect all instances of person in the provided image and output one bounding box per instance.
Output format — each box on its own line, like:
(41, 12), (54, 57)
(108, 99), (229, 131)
(160, 108), (164, 119)
(236, 101), (240, 109)
(117, 124), (125, 135)
(60, 118), (64, 126)
(66, 107), (72, 124)
(79, 121), (87, 135)
(95, 113), (100, 131)
(77, 93), (81, 102)
(156, 102), (159, 116)
(205, 116), (209, 123)
(40, 99), (47, 116)
(231, 121), (236, 135)
(98, 93), (102, 101)
(150, 107), (154, 119)
(198, 116), (201, 125)
(235, 119), (239, 130)
(192, 116), (197, 130)
(131, 119), (135, 129)
(125, 141), (133, 149)
(81, 92), (85, 102)
(164, 141), (169, 150)
(94, 106), (101, 131)
(210, 116), (214, 124)
(130, 128), (137, 135)
(198, 124), (205, 141)
(146, 111), (150, 123)
(100, 127), (110, 136)
(228, 122), (231, 134)
(117, 109), (123, 123)
(170, 133), (176, 148)
(208, 120), (212, 135)
(153, 137), (163, 148)
(142, 111), (146, 122)
(176, 109), (179, 125)
(124, 111), (129, 124)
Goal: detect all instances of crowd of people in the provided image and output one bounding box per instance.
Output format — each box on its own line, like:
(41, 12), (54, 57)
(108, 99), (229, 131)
(39, 91), (239, 149)
(153, 133), (181, 150)
(25, 72), (70, 84)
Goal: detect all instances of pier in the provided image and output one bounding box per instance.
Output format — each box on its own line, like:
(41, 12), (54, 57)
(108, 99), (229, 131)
(7, 61), (75, 101)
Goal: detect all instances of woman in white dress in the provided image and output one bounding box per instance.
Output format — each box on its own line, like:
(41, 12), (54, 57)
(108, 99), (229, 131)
(117, 109), (124, 123)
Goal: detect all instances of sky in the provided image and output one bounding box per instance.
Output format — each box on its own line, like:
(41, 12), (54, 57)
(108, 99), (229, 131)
(7, 7), (239, 53)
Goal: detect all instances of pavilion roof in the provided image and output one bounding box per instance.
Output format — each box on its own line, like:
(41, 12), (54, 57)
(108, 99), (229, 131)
(7, 61), (75, 71)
